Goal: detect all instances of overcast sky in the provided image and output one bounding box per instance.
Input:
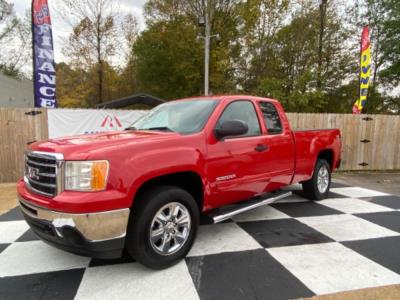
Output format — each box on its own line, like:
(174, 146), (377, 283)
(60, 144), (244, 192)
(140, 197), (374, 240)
(11, 0), (147, 62)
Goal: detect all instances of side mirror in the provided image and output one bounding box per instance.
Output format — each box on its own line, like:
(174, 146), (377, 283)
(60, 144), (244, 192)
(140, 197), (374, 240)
(215, 120), (248, 139)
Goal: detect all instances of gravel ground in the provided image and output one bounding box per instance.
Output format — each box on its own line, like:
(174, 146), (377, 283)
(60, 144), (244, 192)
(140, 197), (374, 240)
(333, 172), (400, 196)
(302, 284), (400, 300)
(0, 183), (17, 215)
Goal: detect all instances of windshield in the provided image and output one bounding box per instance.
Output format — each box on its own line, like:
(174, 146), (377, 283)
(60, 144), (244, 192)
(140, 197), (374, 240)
(130, 99), (218, 134)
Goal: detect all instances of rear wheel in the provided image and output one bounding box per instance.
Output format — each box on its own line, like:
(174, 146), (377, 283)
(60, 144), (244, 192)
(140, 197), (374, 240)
(126, 185), (199, 269)
(302, 159), (331, 200)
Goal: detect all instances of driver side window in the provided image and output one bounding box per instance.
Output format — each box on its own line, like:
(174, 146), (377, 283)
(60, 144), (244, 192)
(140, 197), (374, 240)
(217, 101), (261, 137)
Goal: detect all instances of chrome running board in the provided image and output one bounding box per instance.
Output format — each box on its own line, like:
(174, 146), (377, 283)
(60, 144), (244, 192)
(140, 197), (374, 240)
(208, 191), (292, 224)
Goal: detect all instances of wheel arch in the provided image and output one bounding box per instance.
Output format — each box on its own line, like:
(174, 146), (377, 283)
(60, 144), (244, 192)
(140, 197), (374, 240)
(317, 149), (334, 169)
(131, 171), (204, 213)
(308, 149), (334, 179)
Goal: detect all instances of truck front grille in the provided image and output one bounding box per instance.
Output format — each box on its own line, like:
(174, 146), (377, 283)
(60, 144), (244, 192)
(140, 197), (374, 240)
(24, 151), (64, 197)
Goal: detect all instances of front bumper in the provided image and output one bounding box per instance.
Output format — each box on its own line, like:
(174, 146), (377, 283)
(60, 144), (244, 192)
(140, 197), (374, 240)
(19, 197), (130, 259)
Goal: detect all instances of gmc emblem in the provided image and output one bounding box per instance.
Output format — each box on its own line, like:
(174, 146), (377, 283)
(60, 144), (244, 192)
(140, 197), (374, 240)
(27, 166), (40, 181)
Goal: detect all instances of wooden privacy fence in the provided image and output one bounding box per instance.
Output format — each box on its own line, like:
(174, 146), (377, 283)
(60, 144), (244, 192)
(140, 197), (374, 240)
(0, 108), (48, 183)
(286, 113), (400, 171)
(0, 108), (399, 183)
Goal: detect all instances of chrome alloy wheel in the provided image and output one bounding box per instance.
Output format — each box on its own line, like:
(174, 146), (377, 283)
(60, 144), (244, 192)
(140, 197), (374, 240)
(149, 202), (191, 256)
(317, 165), (329, 193)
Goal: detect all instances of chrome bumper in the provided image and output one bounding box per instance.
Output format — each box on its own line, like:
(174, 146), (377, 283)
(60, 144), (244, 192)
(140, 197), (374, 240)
(19, 197), (130, 242)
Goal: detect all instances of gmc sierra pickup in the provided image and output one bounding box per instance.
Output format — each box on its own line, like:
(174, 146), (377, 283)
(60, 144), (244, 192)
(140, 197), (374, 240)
(18, 95), (341, 269)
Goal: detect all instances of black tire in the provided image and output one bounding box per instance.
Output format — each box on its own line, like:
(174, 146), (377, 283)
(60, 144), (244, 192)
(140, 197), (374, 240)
(302, 159), (331, 201)
(126, 185), (199, 270)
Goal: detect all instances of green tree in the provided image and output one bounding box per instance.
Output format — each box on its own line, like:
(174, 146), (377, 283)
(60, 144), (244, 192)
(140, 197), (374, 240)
(243, 1), (355, 112)
(55, 0), (398, 113)
(0, 0), (17, 41)
(60, 0), (139, 105)
(56, 60), (132, 107)
(379, 0), (400, 88)
(352, 0), (400, 114)
(0, 2), (31, 78)
(134, 17), (203, 99)
(235, 0), (291, 92)
(56, 62), (92, 107)
(135, 0), (241, 99)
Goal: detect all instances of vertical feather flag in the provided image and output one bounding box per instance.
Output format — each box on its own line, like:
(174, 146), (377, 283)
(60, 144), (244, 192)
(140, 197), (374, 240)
(353, 26), (371, 114)
(32, 0), (57, 107)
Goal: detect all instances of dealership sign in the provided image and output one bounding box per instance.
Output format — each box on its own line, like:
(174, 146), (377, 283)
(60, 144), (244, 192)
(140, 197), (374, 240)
(32, 0), (57, 108)
(47, 109), (147, 138)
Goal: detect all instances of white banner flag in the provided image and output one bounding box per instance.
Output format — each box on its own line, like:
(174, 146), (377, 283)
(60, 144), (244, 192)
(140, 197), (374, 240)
(47, 109), (147, 138)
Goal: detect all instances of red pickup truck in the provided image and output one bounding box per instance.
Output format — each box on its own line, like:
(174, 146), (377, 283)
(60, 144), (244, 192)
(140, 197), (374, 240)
(18, 95), (341, 269)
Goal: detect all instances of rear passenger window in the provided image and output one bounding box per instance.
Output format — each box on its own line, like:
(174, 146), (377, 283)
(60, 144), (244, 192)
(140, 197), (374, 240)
(259, 102), (282, 134)
(217, 101), (261, 137)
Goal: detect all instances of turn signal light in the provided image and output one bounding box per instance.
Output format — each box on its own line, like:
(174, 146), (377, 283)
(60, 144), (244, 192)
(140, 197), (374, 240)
(91, 161), (109, 191)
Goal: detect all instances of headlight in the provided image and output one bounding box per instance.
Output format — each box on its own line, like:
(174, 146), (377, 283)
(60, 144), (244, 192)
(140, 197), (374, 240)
(65, 161), (109, 191)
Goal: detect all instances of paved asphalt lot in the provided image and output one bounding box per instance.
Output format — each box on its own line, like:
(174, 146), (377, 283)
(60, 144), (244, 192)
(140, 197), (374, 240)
(1, 181), (400, 300)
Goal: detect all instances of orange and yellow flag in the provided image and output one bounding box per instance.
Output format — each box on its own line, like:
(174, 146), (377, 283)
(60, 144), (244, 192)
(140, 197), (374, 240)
(353, 26), (371, 114)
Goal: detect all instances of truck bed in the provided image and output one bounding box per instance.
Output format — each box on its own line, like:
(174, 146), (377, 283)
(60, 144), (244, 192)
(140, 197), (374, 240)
(292, 128), (341, 184)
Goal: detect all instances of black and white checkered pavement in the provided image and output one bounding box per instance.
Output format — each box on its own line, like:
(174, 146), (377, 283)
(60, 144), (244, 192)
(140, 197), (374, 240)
(1, 182), (400, 300)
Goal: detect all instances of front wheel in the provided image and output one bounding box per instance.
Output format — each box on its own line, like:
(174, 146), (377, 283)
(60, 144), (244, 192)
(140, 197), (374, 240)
(126, 185), (199, 269)
(302, 159), (331, 200)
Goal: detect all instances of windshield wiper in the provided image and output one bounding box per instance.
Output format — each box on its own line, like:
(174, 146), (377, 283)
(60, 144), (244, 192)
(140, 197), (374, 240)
(124, 126), (137, 131)
(143, 127), (174, 132)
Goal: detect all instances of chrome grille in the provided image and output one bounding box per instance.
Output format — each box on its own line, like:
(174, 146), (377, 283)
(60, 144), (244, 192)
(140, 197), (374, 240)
(24, 151), (64, 197)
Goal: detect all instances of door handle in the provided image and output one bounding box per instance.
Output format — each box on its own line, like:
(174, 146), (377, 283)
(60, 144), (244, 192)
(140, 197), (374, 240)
(255, 144), (268, 152)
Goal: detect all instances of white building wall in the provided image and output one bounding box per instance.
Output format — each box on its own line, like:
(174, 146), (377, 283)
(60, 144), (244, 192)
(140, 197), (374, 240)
(0, 73), (34, 107)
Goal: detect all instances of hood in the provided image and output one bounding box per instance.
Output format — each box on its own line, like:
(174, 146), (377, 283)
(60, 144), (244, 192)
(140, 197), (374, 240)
(30, 130), (180, 160)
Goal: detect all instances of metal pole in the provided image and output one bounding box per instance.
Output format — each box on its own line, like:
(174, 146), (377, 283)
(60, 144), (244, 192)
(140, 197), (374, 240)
(204, 3), (210, 96)
(317, 0), (327, 90)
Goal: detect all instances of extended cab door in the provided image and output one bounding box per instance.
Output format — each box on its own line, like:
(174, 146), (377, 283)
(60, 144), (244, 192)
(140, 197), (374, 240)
(206, 99), (272, 208)
(255, 101), (295, 191)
